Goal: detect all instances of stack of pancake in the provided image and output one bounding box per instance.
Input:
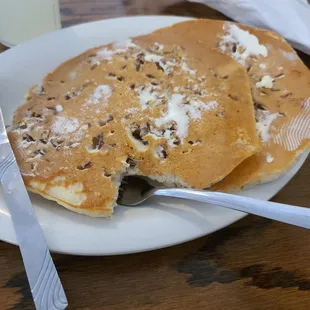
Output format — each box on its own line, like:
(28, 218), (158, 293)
(9, 19), (310, 217)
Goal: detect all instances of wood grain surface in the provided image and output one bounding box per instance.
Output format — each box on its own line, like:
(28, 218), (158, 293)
(0, 1), (310, 309)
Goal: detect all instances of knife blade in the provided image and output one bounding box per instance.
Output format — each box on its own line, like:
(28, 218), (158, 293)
(0, 109), (68, 310)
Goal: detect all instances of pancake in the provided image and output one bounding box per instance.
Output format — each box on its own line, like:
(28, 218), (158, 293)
(9, 31), (259, 216)
(149, 20), (310, 191)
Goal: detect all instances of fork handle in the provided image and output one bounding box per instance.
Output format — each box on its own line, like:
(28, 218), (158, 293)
(154, 188), (310, 229)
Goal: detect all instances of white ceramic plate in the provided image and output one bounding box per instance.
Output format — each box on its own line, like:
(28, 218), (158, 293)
(0, 16), (308, 255)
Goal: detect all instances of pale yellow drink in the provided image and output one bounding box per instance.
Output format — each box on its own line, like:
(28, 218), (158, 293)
(0, 0), (61, 46)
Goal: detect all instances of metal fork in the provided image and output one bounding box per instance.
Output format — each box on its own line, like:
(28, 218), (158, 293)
(118, 176), (310, 229)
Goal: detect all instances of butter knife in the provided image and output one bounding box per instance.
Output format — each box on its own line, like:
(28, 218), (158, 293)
(0, 109), (68, 310)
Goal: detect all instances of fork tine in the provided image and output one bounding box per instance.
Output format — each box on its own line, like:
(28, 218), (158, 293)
(117, 188), (123, 199)
(121, 178), (129, 185)
(117, 175), (155, 206)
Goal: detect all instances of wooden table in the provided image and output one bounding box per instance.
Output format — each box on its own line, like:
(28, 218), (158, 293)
(1, 1), (309, 309)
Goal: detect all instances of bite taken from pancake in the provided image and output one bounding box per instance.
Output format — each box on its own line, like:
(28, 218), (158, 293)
(9, 28), (259, 217)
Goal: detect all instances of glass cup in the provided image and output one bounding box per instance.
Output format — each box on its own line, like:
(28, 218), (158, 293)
(0, 0), (61, 47)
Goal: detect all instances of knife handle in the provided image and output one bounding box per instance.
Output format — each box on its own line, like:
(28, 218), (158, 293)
(31, 248), (68, 310)
(0, 148), (68, 310)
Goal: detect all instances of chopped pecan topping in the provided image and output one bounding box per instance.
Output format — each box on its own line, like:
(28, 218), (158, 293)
(77, 161), (92, 170)
(92, 134), (104, 150)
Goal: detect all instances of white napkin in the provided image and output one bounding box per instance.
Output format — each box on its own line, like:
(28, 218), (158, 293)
(190, 0), (310, 54)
